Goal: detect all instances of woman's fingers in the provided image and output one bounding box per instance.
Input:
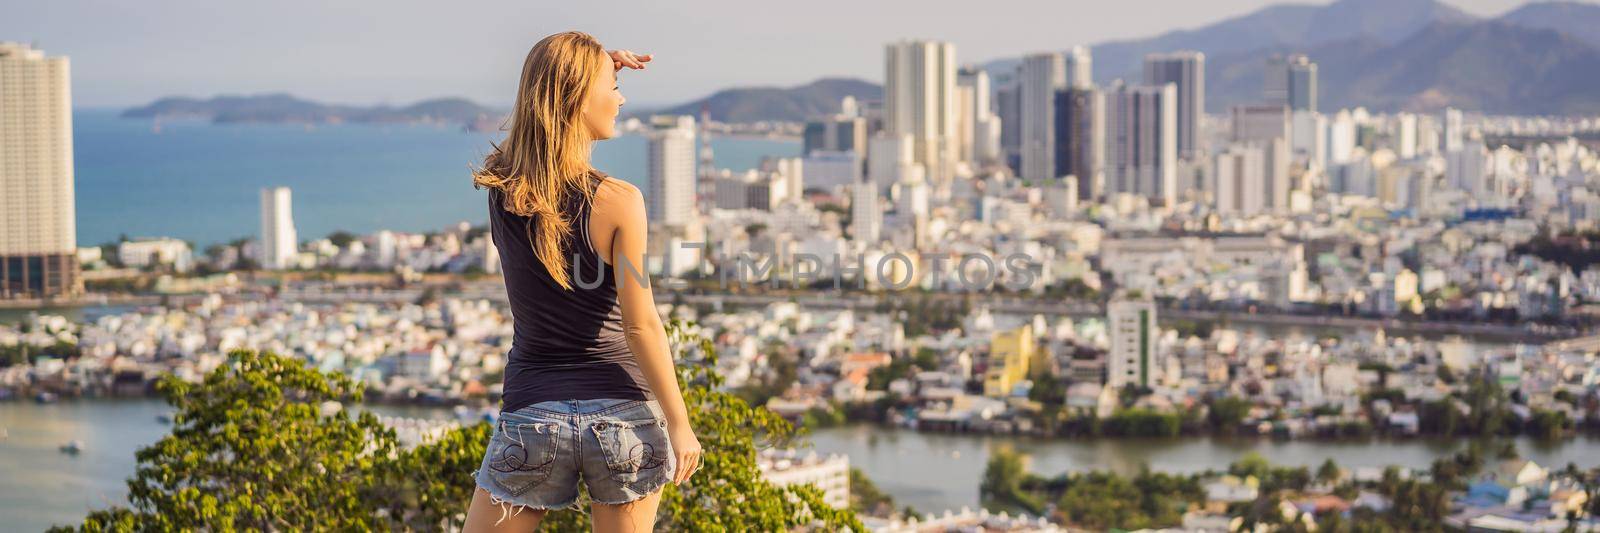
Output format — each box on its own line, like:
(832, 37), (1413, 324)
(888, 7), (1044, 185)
(675, 450), (699, 484)
(608, 49), (652, 71)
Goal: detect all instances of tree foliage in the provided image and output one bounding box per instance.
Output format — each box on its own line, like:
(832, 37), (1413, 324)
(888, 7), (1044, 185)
(56, 320), (861, 532)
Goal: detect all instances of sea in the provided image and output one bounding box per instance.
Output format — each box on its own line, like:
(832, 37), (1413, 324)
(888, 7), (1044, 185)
(71, 109), (800, 248)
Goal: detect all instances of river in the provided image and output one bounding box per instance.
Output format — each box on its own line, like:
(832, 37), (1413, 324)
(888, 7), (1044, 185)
(5, 399), (1599, 530)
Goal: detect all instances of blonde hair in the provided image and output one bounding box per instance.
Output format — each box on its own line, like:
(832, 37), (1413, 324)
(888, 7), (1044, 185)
(473, 31), (608, 290)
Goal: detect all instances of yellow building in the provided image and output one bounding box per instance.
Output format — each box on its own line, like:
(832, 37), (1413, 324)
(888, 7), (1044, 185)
(983, 324), (1036, 397)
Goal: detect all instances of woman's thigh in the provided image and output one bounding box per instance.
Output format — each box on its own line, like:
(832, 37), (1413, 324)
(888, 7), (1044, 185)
(464, 486), (548, 532)
(590, 489), (662, 533)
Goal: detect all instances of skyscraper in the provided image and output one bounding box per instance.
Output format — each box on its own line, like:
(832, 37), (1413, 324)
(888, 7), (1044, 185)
(802, 114), (866, 157)
(259, 187), (297, 270)
(1, 43), (78, 299)
(1142, 51), (1205, 158)
(884, 40), (957, 184)
(996, 81), (1022, 172)
(1213, 139), (1289, 215)
(1395, 113), (1418, 159)
(1020, 52), (1065, 181)
(1231, 104), (1290, 144)
(1214, 144), (1265, 215)
(1442, 107), (1464, 153)
(1054, 87), (1104, 201)
(1108, 298), (1160, 389)
(648, 115), (697, 228)
(955, 67), (991, 165)
(1286, 55), (1317, 112)
(850, 178), (881, 244)
(1264, 54), (1317, 112)
(1263, 55), (1288, 104)
(1064, 46), (1093, 90)
(1106, 82), (1178, 205)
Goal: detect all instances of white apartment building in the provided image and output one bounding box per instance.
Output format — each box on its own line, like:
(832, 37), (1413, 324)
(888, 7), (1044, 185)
(648, 115), (697, 228)
(259, 187), (298, 270)
(0, 42), (78, 298)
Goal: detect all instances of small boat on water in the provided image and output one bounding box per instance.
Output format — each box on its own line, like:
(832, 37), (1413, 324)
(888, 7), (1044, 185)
(35, 392), (58, 404)
(59, 440), (83, 454)
(155, 414), (172, 424)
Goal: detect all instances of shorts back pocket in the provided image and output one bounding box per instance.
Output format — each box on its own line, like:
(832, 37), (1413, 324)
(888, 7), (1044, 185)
(590, 418), (672, 485)
(484, 419), (560, 496)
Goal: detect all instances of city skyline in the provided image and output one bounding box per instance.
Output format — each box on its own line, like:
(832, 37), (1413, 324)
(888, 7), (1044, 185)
(1, 0), (1585, 110)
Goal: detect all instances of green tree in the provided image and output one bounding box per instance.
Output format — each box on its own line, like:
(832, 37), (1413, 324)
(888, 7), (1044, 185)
(980, 447), (1043, 514)
(57, 321), (862, 532)
(1207, 396), (1253, 433)
(1316, 458), (1342, 485)
(57, 349), (401, 531)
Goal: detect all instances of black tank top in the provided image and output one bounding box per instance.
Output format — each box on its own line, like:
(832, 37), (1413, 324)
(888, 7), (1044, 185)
(488, 172), (653, 413)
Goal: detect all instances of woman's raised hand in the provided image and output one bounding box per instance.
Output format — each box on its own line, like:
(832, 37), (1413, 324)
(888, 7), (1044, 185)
(608, 49), (652, 71)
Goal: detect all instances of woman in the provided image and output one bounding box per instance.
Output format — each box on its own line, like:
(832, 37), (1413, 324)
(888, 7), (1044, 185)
(463, 31), (701, 532)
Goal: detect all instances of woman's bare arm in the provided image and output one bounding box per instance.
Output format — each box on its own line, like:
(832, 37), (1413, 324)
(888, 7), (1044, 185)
(590, 177), (702, 484)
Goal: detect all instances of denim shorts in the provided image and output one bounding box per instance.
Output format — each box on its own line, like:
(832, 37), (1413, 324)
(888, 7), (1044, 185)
(474, 398), (675, 512)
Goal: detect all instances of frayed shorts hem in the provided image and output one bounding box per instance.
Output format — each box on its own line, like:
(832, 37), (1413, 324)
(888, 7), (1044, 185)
(589, 478), (672, 506)
(475, 482), (578, 516)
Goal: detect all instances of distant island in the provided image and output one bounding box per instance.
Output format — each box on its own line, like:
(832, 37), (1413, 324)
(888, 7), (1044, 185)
(125, 77), (885, 129)
(121, 94), (510, 132)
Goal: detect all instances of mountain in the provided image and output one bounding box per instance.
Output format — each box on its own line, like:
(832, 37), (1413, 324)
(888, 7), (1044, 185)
(1203, 20), (1600, 114)
(122, 94), (504, 129)
(975, 0), (1600, 114)
(639, 77), (881, 123)
(1497, 1), (1600, 47)
(1085, 0), (1476, 81)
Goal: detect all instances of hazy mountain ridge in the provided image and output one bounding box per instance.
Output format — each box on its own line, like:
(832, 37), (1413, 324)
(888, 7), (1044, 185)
(1497, 1), (1600, 47)
(1200, 16), (1600, 113)
(122, 94), (504, 127)
(980, 0), (1600, 114)
(638, 77), (882, 123)
(1088, 0), (1477, 81)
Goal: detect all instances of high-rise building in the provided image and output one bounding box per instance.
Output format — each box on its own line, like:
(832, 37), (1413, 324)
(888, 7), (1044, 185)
(1064, 46), (1093, 90)
(955, 67), (991, 165)
(1448, 140), (1488, 198)
(884, 40), (957, 184)
(1287, 55), (1317, 112)
(1143, 51), (1205, 158)
(802, 114), (867, 157)
(996, 81), (1022, 172)
(1442, 107), (1464, 153)
(1264, 54), (1317, 112)
(648, 115), (697, 228)
(1053, 87), (1104, 201)
(1020, 52), (1066, 181)
(1106, 82), (1178, 205)
(259, 187), (298, 270)
(0, 42), (78, 299)
(1213, 139), (1289, 215)
(1394, 113), (1418, 159)
(1107, 298), (1160, 389)
(850, 178), (881, 244)
(867, 133), (913, 189)
(1263, 55), (1289, 105)
(1291, 110), (1327, 170)
(1327, 110), (1357, 164)
(1231, 103), (1290, 144)
(1214, 144), (1265, 215)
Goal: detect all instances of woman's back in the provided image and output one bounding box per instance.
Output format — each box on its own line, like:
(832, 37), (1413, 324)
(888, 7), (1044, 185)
(487, 172), (652, 414)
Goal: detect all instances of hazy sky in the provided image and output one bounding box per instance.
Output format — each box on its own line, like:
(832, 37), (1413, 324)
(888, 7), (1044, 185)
(2, 0), (1584, 109)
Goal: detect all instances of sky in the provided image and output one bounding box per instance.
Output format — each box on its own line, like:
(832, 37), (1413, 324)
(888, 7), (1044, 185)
(1, 0), (1585, 110)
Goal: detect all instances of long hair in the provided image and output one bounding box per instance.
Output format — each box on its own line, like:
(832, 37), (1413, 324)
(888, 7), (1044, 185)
(473, 31), (608, 290)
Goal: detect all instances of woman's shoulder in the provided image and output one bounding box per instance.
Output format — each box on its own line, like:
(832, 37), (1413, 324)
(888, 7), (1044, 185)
(591, 172), (644, 205)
